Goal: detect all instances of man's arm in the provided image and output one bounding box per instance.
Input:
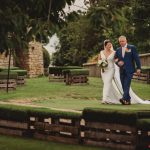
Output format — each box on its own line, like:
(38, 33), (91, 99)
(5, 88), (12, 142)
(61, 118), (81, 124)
(115, 49), (124, 67)
(132, 46), (141, 75)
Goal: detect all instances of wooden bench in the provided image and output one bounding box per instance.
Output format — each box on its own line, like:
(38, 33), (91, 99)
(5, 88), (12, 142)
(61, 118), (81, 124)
(49, 67), (65, 82)
(0, 69), (27, 86)
(17, 75), (26, 85)
(48, 66), (83, 82)
(63, 69), (89, 85)
(0, 79), (17, 90)
(0, 72), (18, 90)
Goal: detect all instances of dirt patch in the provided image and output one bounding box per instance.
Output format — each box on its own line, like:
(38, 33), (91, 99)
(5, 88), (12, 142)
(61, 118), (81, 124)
(7, 97), (43, 104)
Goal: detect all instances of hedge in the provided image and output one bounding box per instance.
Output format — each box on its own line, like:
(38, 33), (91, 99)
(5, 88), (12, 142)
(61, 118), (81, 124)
(0, 105), (29, 121)
(0, 67), (20, 72)
(0, 104), (82, 121)
(137, 119), (150, 130)
(82, 108), (139, 126)
(0, 71), (18, 79)
(49, 66), (83, 75)
(10, 70), (27, 76)
(136, 110), (150, 119)
(63, 69), (89, 76)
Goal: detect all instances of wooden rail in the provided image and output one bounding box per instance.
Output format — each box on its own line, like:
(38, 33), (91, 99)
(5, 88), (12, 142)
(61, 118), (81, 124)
(0, 79), (16, 90)
(65, 74), (88, 85)
(0, 115), (149, 150)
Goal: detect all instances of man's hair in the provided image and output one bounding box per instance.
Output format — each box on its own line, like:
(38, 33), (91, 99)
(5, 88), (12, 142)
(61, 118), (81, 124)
(118, 35), (127, 41)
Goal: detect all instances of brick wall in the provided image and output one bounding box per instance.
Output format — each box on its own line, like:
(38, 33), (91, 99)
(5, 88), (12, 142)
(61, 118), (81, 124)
(0, 53), (13, 68)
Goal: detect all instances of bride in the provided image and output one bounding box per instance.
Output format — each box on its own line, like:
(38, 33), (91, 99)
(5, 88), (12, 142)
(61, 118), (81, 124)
(98, 39), (150, 104)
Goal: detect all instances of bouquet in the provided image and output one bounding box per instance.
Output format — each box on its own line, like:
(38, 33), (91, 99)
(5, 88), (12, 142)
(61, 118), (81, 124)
(97, 59), (108, 72)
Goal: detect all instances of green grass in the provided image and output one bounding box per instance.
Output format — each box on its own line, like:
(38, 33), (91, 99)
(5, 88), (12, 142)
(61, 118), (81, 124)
(0, 135), (110, 150)
(0, 77), (150, 111)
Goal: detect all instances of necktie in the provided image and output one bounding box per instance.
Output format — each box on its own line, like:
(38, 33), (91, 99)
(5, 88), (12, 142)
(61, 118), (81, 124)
(122, 47), (125, 58)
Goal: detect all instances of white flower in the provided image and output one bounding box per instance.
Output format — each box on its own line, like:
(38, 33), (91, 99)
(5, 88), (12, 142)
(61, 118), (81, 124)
(97, 59), (108, 67)
(97, 59), (108, 72)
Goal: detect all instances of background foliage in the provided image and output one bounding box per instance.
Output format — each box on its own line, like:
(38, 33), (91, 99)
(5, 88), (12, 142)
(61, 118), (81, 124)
(0, 0), (75, 54)
(43, 48), (50, 68)
(52, 0), (150, 66)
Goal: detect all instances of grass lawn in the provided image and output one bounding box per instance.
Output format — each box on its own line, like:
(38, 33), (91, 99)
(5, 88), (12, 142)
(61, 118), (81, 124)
(0, 77), (150, 111)
(0, 135), (110, 150)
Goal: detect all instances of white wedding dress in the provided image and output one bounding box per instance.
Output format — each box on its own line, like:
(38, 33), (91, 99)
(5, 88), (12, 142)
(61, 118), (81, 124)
(100, 50), (150, 104)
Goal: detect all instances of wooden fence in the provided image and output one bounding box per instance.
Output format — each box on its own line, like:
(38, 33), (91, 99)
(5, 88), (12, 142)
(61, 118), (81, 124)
(0, 79), (16, 90)
(0, 113), (149, 150)
(31, 116), (81, 144)
(140, 53), (150, 66)
(0, 76), (26, 90)
(83, 53), (150, 83)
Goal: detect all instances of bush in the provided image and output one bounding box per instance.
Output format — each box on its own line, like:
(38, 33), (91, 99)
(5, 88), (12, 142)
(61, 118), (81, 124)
(0, 71), (18, 79)
(137, 119), (150, 130)
(10, 70), (27, 76)
(49, 66), (83, 75)
(0, 104), (81, 121)
(0, 105), (29, 121)
(43, 48), (50, 68)
(82, 108), (138, 126)
(63, 69), (89, 76)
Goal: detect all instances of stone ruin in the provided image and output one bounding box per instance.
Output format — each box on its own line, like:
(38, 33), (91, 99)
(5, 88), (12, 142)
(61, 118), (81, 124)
(0, 41), (44, 78)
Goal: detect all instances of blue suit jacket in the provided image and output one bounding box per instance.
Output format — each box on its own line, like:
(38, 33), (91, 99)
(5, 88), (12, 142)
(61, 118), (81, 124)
(115, 44), (141, 73)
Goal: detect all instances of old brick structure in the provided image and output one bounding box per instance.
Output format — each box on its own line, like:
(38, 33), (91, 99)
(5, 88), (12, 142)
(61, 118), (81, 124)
(0, 41), (44, 78)
(0, 53), (13, 68)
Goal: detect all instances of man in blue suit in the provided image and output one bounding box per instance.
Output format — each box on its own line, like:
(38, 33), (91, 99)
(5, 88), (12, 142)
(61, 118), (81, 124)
(115, 36), (141, 105)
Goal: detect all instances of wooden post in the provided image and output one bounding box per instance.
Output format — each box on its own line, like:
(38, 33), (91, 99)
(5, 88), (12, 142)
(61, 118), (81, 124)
(6, 49), (12, 93)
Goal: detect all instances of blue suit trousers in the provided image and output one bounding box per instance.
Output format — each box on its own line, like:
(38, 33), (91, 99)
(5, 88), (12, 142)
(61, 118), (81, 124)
(120, 69), (133, 101)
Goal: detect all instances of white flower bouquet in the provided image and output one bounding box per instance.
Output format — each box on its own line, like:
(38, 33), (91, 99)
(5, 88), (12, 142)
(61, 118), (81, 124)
(97, 59), (108, 72)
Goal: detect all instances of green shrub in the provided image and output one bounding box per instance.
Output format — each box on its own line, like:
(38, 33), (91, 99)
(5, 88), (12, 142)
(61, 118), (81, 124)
(82, 108), (138, 126)
(43, 48), (50, 68)
(10, 70), (27, 76)
(137, 119), (150, 130)
(63, 69), (89, 76)
(0, 104), (81, 121)
(137, 110), (150, 119)
(0, 67), (20, 72)
(29, 107), (81, 119)
(1, 69), (27, 76)
(0, 71), (18, 79)
(49, 66), (83, 75)
(0, 105), (29, 121)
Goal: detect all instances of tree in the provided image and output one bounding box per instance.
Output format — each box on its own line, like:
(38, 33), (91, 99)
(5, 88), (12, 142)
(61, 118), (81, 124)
(52, 15), (99, 66)
(43, 48), (50, 68)
(0, 0), (75, 54)
(0, 0), (75, 92)
(131, 0), (150, 52)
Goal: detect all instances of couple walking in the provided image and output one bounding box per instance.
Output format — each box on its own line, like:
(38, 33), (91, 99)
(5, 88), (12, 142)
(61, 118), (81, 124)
(98, 35), (150, 105)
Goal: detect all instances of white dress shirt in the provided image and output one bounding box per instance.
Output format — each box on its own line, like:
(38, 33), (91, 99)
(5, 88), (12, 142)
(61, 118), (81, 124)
(122, 44), (127, 58)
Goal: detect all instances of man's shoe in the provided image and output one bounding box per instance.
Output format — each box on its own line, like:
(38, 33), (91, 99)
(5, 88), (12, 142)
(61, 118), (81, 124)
(119, 98), (124, 104)
(124, 101), (131, 105)
(120, 99), (131, 105)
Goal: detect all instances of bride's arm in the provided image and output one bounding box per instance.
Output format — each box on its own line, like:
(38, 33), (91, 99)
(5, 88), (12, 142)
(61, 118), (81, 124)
(113, 51), (118, 62)
(97, 52), (102, 64)
(98, 51), (102, 60)
(98, 53), (101, 60)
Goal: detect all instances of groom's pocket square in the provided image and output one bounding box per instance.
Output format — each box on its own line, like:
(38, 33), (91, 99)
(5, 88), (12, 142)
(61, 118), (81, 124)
(126, 49), (131, 52)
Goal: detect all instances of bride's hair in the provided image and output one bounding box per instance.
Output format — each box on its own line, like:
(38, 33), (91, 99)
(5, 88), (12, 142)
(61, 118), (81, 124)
(104, 39), (112, 47)
(103, 39), (114, 51)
